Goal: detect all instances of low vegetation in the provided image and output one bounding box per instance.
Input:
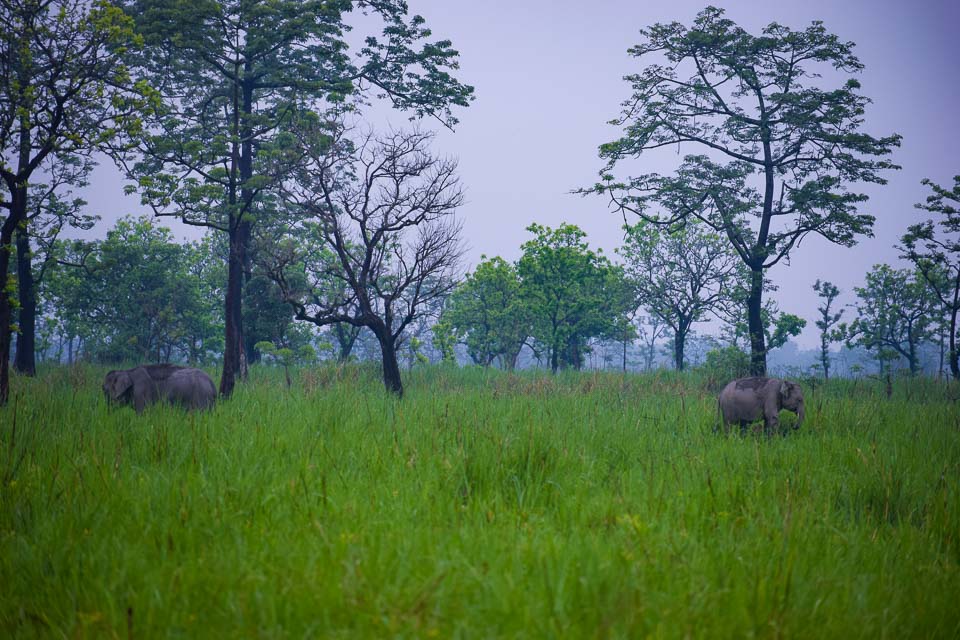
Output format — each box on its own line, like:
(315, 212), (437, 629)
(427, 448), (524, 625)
(2, 366), (958, 637)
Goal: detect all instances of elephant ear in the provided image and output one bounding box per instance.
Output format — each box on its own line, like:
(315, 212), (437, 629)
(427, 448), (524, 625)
(130, 367), (158, 414)
(108, 371), (133, 401)
(779, 380), (790, 401)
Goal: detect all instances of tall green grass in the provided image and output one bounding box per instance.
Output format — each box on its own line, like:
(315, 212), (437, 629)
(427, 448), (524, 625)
(2, 365), (958, 638)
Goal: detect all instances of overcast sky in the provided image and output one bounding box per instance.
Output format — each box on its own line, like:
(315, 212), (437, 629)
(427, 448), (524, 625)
(81, 0), (960, 349)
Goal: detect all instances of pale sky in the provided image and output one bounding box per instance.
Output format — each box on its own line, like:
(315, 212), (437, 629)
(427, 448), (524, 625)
(80, 0), (960, 349)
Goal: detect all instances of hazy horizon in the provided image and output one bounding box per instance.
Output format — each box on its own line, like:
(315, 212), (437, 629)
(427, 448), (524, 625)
(74, 0), (960, 350)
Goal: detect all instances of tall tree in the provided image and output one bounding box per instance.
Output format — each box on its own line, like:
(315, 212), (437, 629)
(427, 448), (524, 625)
(14, 154), (96, 375)
(586, 6), (900, 375)
(119, 0), (473, 397)
(264, 127), (464, 397)
(517, 223), (631, 373)
(845, 264), (936, 375)
(0, 0), (149, 404)
(900, 176), (960, 379)
(812, 279), (843, 379)
(619, 219), (739, 370)
(443, 256), (530, 369)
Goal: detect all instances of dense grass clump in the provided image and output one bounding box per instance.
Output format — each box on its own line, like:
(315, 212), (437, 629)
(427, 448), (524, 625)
(1, 364), (958, 638)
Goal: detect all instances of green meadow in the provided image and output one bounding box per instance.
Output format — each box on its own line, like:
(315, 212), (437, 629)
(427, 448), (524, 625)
(1, 365), (958, 638)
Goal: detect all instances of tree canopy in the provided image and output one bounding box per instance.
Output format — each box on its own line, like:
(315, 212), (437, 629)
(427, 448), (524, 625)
(517, 223), (631, 373)
(900, 176), (960, 379)
(118, 0), (473, 396)
(586, 6), (900, 375)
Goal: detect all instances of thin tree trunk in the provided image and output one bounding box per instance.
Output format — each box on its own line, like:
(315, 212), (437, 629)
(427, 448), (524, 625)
(747, 268), (767, 376)
(14, 228), (36, 376)
(0, 223), (15, 405)
(821, 338), (830, 381)
(674, 332), (685, 371)
(622, 334), (627, 372)
(950, 273), (959, 380)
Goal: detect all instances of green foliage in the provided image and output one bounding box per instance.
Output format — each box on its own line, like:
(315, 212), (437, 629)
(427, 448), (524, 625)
(901, 176), (960, 378)
(586, 6), (900, 373)
(0, 0), (155, 400)
(122, 0), (473, 231)
(443, 256), (529, 368)
(619, 220), (739, 370)
(1, 365), (958, 637)
(700, 344), (751, 388)
(518, 223), (632, 372)
(767, 313), (807, 352)
(813, 280), (844, 379)
(844, 264), (938, 375)
(243, 271), (314, 361)
(43, 216), (222, 364)
(430, 319), (457, 365)
(717, 270), (806, 356)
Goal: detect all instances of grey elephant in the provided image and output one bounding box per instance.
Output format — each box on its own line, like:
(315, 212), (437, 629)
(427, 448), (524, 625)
(718, 377), (804, 433)
(103, 364), (216, 413)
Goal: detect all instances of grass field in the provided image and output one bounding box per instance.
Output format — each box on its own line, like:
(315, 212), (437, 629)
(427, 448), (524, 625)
(1, 364), (958, 638)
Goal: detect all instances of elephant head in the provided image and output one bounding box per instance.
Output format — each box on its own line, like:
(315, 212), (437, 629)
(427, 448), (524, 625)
(102, 367), (158, 414)
(778, 379), (805, 429)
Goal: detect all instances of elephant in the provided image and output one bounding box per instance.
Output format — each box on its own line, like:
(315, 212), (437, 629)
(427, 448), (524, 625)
(103, 364), (216, 414)
(718, 376), (804, 433)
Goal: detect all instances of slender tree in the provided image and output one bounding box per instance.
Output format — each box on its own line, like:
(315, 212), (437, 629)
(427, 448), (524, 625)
(586, 6), (900, 375)
(119, 0), (473, 397)
(900, 176), (960, 379)
(0, 0), (149, 404)
(264, 127), (464, 396)
(845, 264), (936, 375)
(619, 219), (739, 370)
(812, 279), (843, 379)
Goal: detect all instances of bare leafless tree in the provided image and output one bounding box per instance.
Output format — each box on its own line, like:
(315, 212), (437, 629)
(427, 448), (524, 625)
(263, 124), (464, 396)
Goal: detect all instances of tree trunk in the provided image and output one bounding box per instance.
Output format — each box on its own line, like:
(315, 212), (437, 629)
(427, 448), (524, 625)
(220, 228), (245, 397)
(950, 307), (959, 381)
(0, 183), (28, 405)
(747, 268), (767, 376)
(821, 338), (830, 381)
(950, 273), (959, 380)
(14, 228), (36, 376)
(674, 331), (685, 371)
(0, 223), (15, 405)
(374, 328), (403, 397)
(236, 74), (255, 381)
(622, 334), (627, 372)
(335, 323), (359, 362)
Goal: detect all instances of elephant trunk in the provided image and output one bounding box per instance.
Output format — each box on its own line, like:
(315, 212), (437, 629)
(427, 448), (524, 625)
(795, 404), (805, 430)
